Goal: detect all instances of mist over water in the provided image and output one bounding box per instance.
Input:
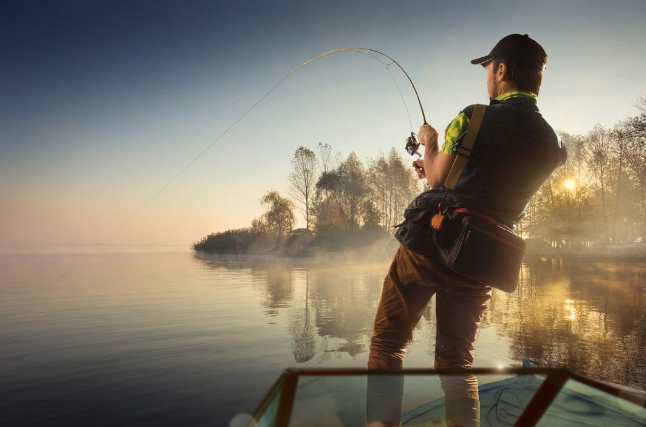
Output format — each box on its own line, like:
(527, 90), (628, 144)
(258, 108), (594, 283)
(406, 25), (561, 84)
(1, 251), (645, 427)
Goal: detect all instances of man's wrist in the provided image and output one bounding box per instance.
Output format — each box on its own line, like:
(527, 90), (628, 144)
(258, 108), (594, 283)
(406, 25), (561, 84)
(424, 141), (438, 155)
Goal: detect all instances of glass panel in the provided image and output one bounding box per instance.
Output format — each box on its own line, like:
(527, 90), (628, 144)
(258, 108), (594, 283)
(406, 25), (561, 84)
(285, 373), (543, 427)
(254, 389), (282, 427)
(534, 379), (646, 427)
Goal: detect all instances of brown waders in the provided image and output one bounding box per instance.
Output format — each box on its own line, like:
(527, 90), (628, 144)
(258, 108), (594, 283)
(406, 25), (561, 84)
(366, 245), (493, 427)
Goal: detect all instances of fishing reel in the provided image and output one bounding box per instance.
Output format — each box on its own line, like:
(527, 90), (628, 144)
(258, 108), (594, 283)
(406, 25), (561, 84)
(405, 132), (421, 157)
(405, 132), (424, 173)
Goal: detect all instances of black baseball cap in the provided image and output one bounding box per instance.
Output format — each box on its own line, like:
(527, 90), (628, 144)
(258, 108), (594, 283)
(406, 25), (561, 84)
(470, 34), (547, 70)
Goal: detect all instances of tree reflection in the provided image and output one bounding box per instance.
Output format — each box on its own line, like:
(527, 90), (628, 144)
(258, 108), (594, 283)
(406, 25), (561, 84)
(288, 265), (387, 362)
(289, 270), (315, 363)
(193, 254), (389, 363)
(261, 267), (294, 317)
(193, 253), (646, 389)
(493, 257), (646, 388)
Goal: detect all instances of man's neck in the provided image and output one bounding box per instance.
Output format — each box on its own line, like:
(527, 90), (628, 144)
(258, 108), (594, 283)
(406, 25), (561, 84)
(497, 86), (519, 97)
(490, 85), (519, 101)
(492, 88), (539, 102)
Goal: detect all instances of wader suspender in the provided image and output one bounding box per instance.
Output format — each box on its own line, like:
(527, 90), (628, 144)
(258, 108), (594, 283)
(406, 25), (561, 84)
(443, 104), (487, 190)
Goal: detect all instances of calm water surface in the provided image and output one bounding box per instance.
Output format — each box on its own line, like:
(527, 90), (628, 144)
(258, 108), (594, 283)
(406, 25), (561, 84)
(1, 250), (646, 426)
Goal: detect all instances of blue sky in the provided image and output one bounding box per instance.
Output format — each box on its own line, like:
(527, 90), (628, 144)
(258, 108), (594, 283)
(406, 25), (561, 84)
(1, 0), (645, 250)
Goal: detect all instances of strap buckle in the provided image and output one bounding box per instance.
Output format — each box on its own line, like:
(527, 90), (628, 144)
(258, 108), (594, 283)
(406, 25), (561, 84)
(457, 146), (473, 158)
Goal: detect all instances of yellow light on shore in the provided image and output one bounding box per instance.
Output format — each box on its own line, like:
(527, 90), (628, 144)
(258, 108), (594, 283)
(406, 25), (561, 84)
(563, 179), (576, 191)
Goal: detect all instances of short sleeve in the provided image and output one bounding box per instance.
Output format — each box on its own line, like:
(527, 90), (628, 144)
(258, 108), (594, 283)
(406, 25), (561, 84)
(440, 111), (471, 155)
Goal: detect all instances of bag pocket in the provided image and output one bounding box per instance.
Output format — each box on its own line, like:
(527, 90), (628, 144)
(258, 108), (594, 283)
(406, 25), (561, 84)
(447, 216), (526, 293)
(394, 207), (437, 257)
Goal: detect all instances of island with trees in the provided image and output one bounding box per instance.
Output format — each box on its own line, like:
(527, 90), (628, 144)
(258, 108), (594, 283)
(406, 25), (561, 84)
(193, 142), (419, 257)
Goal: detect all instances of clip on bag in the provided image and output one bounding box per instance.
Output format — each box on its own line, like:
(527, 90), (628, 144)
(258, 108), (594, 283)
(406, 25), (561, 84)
(431, 104), (526, 293)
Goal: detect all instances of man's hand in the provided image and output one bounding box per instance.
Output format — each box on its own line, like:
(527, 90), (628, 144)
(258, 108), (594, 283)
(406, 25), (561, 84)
(412, 159), (426, 179)
(413, 122), (454, 188)
(418, 124), (439, 147)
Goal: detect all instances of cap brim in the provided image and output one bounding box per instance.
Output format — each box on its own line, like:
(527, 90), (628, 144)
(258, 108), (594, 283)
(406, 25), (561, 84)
(470, 54), (494, 65)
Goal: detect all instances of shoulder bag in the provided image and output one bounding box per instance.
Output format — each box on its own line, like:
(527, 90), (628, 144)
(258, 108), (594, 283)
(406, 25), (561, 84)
(396, 104), (526, 293)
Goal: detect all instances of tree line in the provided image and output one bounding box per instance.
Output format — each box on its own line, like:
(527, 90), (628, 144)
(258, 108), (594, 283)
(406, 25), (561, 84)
(520, 96), (646, 249)
(194, 96), (646, 254)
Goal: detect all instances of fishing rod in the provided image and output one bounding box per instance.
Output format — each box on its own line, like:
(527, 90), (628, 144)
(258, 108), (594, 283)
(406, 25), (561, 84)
(291, 47), (427, 124)
(344, 49), (414, 133)
(292, 48), (428, 162)
(120, 47), (427, 228)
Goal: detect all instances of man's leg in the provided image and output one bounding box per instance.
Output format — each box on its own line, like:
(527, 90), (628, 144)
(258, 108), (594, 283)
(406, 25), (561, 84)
(368, 245), (436, 370)
(434, 284), (492, 370)
(366, 246), (435, 426)
(435, 283), (492, 427)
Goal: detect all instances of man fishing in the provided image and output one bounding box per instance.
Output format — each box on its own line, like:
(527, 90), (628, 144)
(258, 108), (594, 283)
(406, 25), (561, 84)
(366, 34), (567, 427)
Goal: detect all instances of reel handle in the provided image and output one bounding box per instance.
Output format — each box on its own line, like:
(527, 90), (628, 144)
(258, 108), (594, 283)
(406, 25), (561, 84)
(405, 131), (425, 174)
(413, 161), (424, 174)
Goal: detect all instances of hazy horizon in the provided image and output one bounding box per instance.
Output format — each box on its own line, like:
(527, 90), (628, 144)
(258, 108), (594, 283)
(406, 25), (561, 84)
(2, 0), (646, 253)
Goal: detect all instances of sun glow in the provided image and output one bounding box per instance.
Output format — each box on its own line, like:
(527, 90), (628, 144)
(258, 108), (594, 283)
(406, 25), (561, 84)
(563, 179), (577, 191)
(564, 299), (576, 320)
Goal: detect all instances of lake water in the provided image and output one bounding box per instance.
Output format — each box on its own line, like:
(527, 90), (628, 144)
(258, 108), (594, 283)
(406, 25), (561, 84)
(2, 250), (646, 427)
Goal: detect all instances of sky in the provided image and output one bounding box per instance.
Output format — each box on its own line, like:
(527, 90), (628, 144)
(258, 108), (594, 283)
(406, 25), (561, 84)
(1, 0), (646, 252)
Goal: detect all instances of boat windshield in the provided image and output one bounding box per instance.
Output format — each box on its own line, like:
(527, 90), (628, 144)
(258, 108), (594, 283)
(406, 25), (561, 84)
(251, 368), (646, 427)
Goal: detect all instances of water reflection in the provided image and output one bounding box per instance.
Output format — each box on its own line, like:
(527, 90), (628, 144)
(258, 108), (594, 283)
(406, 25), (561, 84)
(493, 257), (646, 389)
(195, 254), (646, 389)
(290, 270), (315, 363)
(194, 255), (387, 363)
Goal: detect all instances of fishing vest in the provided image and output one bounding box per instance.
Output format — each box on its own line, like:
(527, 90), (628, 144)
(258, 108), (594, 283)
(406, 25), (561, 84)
(413, 95), (567, 225)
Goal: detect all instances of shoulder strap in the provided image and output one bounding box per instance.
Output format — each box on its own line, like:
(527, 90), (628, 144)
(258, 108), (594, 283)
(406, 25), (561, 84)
(443, 104), (487, 190)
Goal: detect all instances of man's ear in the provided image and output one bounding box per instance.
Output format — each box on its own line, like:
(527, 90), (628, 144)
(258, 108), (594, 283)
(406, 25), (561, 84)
(498, 61), (510, 82)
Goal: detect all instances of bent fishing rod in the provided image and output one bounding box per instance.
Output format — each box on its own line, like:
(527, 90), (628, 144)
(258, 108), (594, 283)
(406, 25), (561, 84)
(293, 47), (427, 124)
(120, 47), (428, 228)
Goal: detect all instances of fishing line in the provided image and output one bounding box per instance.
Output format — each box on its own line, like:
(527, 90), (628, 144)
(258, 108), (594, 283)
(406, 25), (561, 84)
(346, 50), (414, 132)
(119, 47), (426, 228)
(119, 72), (292, 228)
(291, 47), (427, 124)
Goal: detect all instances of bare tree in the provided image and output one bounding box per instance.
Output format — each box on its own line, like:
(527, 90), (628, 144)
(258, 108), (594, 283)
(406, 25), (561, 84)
(625, 95), (646, 139)
(367, 148), (420, 229)
(623, 97), (646, 196)
(288, 146), (317, 230)
(316, 142), (340, 174)
(317, 142), (332, 174)
(311, 142), (342, 230)
(585, 124), (612, 242)
(610, 127), (630, 242)
(368, 154), (391, 227)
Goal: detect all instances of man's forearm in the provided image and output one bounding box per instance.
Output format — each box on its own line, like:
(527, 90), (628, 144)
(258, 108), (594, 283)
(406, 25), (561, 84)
(416, 123), (453, 188)
(423, 142), (441, 188)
